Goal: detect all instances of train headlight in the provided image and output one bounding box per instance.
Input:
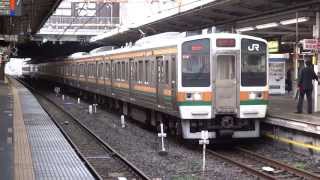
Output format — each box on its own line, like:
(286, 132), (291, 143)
(249, 92), (263, 100)
(185, 92), (203, 101)
(193, 92), (202, 101)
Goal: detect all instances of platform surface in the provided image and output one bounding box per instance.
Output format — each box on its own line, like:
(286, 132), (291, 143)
(0, 81), (13, 180)
(268, 95), (320, 124)
(266, 94), (320, 134)
(9, 78), (95, 180)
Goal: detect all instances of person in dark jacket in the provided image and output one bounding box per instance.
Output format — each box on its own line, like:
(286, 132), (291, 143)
(296, 60), (318, 114)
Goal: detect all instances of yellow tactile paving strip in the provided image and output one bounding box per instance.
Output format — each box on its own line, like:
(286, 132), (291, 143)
(11, 82), (35, 180)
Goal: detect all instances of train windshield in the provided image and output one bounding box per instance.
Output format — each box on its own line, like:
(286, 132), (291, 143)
(181, 39), (210, 87)
(241, 39), (267, 86)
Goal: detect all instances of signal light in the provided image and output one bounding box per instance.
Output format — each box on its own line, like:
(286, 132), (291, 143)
(216, 39), (235, 47)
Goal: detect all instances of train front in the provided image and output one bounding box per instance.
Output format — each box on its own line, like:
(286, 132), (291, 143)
(177, 34), (268, 140)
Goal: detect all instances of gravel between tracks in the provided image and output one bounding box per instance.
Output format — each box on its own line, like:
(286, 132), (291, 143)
(43, 91), (257, 180)
(241, 140), (320, 175)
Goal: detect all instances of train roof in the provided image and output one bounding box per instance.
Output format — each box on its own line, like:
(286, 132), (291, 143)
(37, 33), (268, 64)
(83, 32), (184, 58)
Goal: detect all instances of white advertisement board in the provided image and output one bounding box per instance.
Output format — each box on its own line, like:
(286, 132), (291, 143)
(269, 62), (285, 94)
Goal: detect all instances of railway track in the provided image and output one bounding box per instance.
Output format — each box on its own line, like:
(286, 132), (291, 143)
(17, 79), (150, 180)
(208, 147), (320, 180)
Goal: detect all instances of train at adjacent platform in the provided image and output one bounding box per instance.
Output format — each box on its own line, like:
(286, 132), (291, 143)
(27, 32), (269, 141)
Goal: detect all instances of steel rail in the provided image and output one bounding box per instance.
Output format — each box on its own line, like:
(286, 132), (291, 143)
(16, 77), (151, 180)
(236, 147), (320, 180)
(207, 149), (276, 180)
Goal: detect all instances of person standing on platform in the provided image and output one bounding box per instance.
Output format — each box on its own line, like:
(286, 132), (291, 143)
(296, 60), (318, 114)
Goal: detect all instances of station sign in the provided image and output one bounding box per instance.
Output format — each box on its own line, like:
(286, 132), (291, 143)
(302, 39), (320, 50)
(268, 40), (279, 53)
(0, 0), (21, 16)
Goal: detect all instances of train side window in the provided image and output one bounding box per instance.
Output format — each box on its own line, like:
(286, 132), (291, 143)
(145, 60), (150, 84)
(121, 61), (125, 81)
(112, 62), (115, 79)
(90, 64), (93, 77)
(106, 63), (110, 79)
(156, 56), (163, 83)
(67, 65), (69, 76)
(118, 62), (121, 80)
(131, 61), (136, 81)
(102, 63), (105, 78)
(88, 64), (90, 77)
(115, 62), (119, 80)
(165, 60), (169, 84)
(115, 62), (118, 80)
(150, 61), (154, 84)
(125, 61), (128, 81)
(98, 63), (102, 78)
(84, 63), (87, 77)
(82, 64), (85, 76)
(160, 60), (164, 83)
(135, 62), (138, 81)
(93, 63), (97, 78)
(138, 61), (143, 83)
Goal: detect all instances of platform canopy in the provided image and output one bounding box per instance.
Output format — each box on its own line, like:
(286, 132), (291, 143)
(91, 0), (320, 46)
(0, 0), (63, 40)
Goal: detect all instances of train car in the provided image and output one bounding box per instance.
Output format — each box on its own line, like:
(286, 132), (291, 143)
(34, 32), (268, 141)
(22, 64), (37, 78)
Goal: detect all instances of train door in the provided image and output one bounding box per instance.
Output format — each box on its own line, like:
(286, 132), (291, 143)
(156, 56), (165, 107)
(171, 55), (177, 108)
(214, 53), (238, 114)
(157, 55), (174, 108)
(129, 58), (134, 99)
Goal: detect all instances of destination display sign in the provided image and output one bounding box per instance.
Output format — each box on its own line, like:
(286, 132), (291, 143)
(303, 39), (320, 50)
(0, 0), (20, 16)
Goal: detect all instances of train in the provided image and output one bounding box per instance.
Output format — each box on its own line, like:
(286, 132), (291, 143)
(26, 32), (268, 141)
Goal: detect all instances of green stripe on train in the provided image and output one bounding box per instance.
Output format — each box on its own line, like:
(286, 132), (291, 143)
(177, 101), (211, 106)
(240, 99), (268, 105)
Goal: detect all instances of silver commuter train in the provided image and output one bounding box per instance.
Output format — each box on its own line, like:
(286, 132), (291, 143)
(33, 32), (268, 141)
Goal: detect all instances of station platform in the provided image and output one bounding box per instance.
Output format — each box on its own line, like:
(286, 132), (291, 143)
(2, 77), (95, 180)
(0, 80), (13, 180)
(265, 94), (320, 135)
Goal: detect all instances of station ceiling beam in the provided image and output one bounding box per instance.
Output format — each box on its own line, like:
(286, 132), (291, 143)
(93, 0), (320, 45)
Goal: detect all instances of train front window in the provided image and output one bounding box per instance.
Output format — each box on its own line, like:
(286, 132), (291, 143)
(182, 39), (210, 87)
(241, 39), (267, 86)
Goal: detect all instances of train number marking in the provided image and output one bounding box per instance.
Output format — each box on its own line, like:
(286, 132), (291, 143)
(248, 44), (260, 51)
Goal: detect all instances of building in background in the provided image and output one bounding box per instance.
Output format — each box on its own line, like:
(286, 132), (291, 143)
(38, 0), (120, 42)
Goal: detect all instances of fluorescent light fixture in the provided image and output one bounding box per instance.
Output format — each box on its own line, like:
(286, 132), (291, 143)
(280, 17), (309, 25)
(256, 22), (278, 29)
(236, 27), (254, 32)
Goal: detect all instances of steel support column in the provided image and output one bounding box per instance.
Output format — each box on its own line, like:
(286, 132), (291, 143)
(314, 12), (320, 112)
(0, 62), (5, 81)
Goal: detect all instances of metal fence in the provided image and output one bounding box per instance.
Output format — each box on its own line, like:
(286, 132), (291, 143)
(43, 16), (120, 29)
